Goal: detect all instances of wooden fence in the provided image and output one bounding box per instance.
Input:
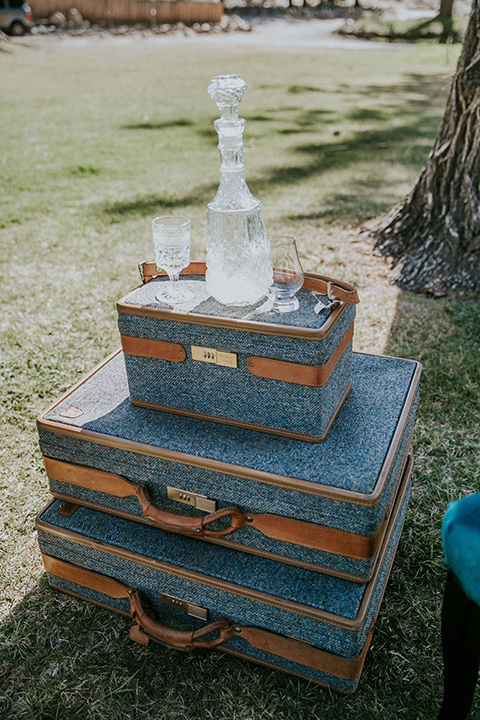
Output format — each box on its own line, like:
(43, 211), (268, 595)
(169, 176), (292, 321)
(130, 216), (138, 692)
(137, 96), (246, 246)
(30, 0), (224, 25)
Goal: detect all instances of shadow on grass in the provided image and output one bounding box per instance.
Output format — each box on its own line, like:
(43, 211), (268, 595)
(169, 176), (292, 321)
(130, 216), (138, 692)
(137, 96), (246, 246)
(0, 572), (336, 719)
(100, 73), (447, 226)
(103, 185), (216, 220)
(251, 75), (446, 211)
(339, 14), (468, 44)
(122, 119), (194, 131)
(357, 290), (480, 720)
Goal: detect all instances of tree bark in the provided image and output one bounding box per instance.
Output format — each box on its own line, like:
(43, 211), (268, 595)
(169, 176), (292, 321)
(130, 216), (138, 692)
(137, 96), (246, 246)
(372, 0), (480, 295)
(439, 0), (455, 19)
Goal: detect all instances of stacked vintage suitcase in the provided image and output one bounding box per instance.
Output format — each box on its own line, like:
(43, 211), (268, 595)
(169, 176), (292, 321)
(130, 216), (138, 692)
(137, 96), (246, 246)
(35, 255), (422, 693)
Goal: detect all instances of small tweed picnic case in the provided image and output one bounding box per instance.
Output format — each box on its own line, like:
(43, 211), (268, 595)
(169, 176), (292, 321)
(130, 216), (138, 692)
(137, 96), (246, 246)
(36, 454), (413, 693)
(37, 349), (421, 582)
(116, 261), (359, 443)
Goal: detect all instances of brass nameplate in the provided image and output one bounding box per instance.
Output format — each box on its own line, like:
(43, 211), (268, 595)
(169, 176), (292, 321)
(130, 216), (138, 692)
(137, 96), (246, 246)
(191, 345), (238, 368)
(167, 486), (217, 513)
(160, 593), (209, 620)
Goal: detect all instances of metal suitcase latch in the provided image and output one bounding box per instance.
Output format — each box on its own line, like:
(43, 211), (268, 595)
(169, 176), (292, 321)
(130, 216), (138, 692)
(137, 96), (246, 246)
(167, 486), (217, 513)
(191, 345), (238, 368)
(160, 593), (209, 620)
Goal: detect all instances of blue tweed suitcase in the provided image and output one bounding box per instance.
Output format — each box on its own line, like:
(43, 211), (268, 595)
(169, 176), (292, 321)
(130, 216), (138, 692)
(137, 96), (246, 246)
(37, 350), (421, 582)
(36, 454), (412, 693)
(117, 261), (359, 442)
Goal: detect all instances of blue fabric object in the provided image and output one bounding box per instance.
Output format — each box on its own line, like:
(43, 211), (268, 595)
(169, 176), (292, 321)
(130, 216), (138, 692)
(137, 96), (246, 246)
(117, 279), (357, 439)
(41, 352), (418, 494)
(121, 277), (338, 332)
(39, 351), (420, 579)
(38, 470), (410, 690)
(442, 493), (480, 607)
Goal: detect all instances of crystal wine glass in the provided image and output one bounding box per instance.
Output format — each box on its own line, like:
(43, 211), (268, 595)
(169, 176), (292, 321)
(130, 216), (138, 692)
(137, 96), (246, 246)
(270, 236), (304, 313)
(152, 216), (194, 305)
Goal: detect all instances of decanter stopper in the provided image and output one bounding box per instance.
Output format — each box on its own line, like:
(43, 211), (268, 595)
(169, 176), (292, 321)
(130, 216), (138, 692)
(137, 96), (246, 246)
(205, 74), (272, 307)
(208, 74), (246, 120)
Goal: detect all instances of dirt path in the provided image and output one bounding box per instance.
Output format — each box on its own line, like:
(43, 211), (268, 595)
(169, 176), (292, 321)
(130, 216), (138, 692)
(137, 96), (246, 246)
(181, 17), (395, 49)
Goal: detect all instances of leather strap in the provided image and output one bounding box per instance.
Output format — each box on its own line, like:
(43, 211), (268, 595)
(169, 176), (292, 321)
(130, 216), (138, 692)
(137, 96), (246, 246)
(121, 324), (352, 386)
(246, 513), (385, 561)
(238, 625), (369, 680)
(247, 322), (354, 386)
(44, 458), (138, 497)
(121, 336), (186, 363)
(42, 554), (366, 678)
(44, 457), (381, 560)
(138, 260), (359, 306)
(43, 554), (130, 600)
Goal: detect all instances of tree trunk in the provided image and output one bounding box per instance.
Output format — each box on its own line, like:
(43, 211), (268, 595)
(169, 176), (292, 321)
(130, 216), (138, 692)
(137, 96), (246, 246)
(439, 0), (454, 19)
(372, 0), (480, 295)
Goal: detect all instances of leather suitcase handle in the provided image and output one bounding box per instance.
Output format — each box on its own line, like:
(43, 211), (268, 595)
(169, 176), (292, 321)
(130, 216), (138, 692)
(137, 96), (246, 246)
(129, 589), (235, 650)
(42, 554), (234, 649)
(44, 457), (245, 539)
(42, 553), (368, 679)
(135, 484), (245, 538)
(44, 457), (382, 559)
(139, 260), (360, 306)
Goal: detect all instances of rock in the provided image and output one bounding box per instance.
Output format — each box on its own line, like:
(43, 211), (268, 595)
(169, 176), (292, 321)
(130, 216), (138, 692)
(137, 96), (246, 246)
(66, 8), (83, 27)
(48, 11), (67, 28)
(219, 14), (229, 30)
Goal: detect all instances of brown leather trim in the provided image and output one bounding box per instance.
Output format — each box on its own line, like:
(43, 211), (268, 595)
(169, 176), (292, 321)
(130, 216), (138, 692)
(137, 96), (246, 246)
(42, 553), (368, 680)
(367, 360), (421, 505)
(42, 554), (131, 600)
(121, 336), (186, 363)
(247, 323), (353, 387)
(36, 458), (412, 631)
(45, 454), (383, 560)
(56, 501), (79, 517)
(47, 579), (371, 689)
(139, 261), (359, 306)
(47, 436), (410, 584)
(50, 493), (370, 582)
(118, 262), (355, 341)
(237, 626), (368, 680)
(44, 457), (138, 498)
(122, 324), (352, 387)
(37, 349), (421, 505)
(250, 512), (384, 562)
(48, 581), (132, 618)
(222, 629), (373, 691)
(130, 380), (352, 444)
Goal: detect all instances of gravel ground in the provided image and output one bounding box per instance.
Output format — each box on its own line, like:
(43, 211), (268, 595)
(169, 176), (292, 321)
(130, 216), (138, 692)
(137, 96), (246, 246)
(4, 0), (471, 49)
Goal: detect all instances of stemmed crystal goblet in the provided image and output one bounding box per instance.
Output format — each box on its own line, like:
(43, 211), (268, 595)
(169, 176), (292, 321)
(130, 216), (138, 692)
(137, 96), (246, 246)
(270, 236), (304, 313)
(152, 216), (195, 305)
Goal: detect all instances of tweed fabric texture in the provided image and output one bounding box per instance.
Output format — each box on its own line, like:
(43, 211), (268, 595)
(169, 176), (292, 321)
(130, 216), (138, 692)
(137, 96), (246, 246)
(122, 343), (352, 438)
(121, 277), (341, 331)
(40, 352), (419, 578)
(117, 284), (356, 438)
(46, 571), (361, 692)
(38, 478), (410, 690)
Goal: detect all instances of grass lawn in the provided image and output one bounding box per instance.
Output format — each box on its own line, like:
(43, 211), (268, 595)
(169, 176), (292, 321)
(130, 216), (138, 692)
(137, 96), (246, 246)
(1, 31), (479, 719)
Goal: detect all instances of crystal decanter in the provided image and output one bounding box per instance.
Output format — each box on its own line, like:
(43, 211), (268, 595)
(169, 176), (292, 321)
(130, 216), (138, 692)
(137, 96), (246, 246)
(206, 74), (272, 306)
